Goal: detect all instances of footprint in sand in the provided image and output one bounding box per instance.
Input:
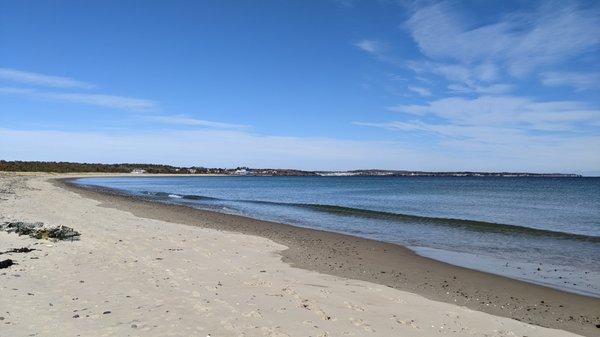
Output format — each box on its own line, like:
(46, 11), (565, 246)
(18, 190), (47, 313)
(349, 318), (375, 332)
(390, 315), (419, 329)
(344, 301), (365, 312)
(242, 310), (263, 319)
(260, 327), (291, 337)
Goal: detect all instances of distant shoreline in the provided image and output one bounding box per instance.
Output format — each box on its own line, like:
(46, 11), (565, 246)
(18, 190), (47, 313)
(0, 160), (583, 177)
(57, 175), (600, 336)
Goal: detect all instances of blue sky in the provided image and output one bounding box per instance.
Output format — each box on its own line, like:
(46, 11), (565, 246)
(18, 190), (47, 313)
(1, 0), (599, 173)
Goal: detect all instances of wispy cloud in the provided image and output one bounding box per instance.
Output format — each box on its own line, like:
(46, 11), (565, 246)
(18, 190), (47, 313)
(354, 39), (387, 56)
(5, 126), (599, 172)
(407, 61), (501, 88)
(0, 68), (95, 89)
(349, 1), (599, 173)
(386, 95), (600, 131)
(0, 87), (157, 111)
(447, 83), (513, 95)
(407, 86), (431, 96)
(144, 115), (249, 129)
(540, 71), (600, 91)
(0, 128), (431, 171)
(405, 2), (600, 76)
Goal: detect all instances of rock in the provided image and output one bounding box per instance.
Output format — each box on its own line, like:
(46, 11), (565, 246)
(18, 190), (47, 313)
(41, 226), (81, 241)
(0, 259), (15, 269)
(1, 221), (80, 241)
(0, 221), (43, 236)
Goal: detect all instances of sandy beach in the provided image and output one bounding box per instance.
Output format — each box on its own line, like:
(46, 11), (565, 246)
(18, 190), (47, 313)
(0, 173), (597, 336)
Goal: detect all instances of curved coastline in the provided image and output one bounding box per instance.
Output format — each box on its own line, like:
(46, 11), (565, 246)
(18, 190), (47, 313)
(56, 176), (600, 336)
(141, 190), (600, 242)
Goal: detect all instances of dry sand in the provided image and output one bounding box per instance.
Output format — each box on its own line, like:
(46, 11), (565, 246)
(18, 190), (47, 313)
(0, 173), (594, 336)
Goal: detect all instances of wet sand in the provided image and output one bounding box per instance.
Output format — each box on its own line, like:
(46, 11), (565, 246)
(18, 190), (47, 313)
(58, 176), (600, 336)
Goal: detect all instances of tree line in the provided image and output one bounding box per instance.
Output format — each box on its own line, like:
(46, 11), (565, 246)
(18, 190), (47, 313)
(0, 160), (227, 174)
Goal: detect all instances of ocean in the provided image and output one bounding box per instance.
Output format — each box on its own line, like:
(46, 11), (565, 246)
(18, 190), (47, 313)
(74, 176), (600, 297)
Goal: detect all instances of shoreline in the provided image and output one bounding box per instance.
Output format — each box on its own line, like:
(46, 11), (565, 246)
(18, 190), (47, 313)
(57, 176), (600, 336)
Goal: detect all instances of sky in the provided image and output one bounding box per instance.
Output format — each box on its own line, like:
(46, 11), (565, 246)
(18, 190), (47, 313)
(1, 0), (599, 174)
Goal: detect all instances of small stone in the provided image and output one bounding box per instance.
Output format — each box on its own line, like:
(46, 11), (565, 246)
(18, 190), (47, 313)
(0, 259), (14, 269)
(102, 311), (111, 315)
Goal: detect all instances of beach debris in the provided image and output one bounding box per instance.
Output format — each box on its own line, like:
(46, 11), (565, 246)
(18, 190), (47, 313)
(0, 247), (36, 255)
(39, 225), (81, 241)
(0, 259), (15, 269)
(0, 221), (80, 241)
(1, 221), (43, 236)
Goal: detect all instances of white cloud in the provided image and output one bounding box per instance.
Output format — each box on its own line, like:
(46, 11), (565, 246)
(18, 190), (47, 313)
(353, 120), (600, 172)
(405, 2), (600, 76)
(386, 95), (599, 131)
(0, 128), (433, 171)
(354, 39), (386, 55)
(447, 83), (513, 95)
(144, 115), (249, 129)
(3, 126), (598, 172)
(540, 71), (600, 91)
(0, 68), (95, 89)
(407, 61), (501, 87)
(0, 87), (33, 95)
(407, 86), (431, 96)
(0, 86), (157, 111)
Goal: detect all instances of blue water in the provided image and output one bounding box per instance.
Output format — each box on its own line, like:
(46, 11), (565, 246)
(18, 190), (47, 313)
(74, 176), (600, 297)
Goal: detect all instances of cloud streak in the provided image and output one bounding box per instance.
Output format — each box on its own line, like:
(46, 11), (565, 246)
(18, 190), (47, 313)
(405, 2), (600, 76)
(3, 126), (597, 173)
(0, 128), (428, 171)
(540, 71), (600, 91)
(0, 87), (158, 111)
(386, 95), (600, 131)
(407, 86), (431, 96)
(0, 68), (95, 89)
(354, 39), (387, 55)
(144, 115), (249, 129)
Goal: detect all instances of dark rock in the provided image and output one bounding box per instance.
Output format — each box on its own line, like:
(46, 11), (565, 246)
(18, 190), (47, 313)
(36, 226), (81, 241)
(0, 259), (14, 269)
(1, 221), (43, 236)
(1, 222), (80, 241)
